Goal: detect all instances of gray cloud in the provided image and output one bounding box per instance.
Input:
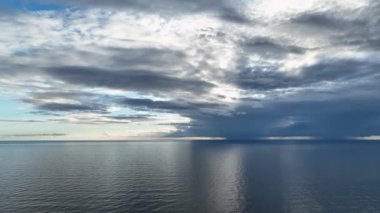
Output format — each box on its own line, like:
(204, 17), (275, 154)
(40, 0), (250, 23)
(120, 97), (223, 114)
(30, 91), (97, 100)
(235, 58), (380, 90)
(45, 66), (214, 94)
(174, 49), (380, 139)
(175, 95), (380, 139)
(0, 133), (67, 138)
(105, 115), (150, 120)
(217, 7), (251, 24)
(2, 0), (380, 139)
(0, 119), (46, 123)
(343, 38), (380, 51)
(290, 13), (348, 30)
(20, 91), (108, 114)
(104, 47), (187, 69)
(37, 103), (100, 112)
(241, 37), (305, 58)
(286, 1), (380, 50)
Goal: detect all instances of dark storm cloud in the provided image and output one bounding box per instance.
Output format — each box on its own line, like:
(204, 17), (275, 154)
(174, 48), (380, 139)
(176, 96), (380, 139)
(236, 58), (380, 90)
(45, 66), (214, 93)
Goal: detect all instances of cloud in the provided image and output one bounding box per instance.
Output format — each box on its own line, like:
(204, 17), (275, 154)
(0, 133), (67, 138)
(53, 114), (153, 125)
(1, 0), (380, 139)
(45, 66), (215, 94)
(37, 103), (99, 112)
(104, 115), (150, 121)
(241, 36), (306, 58)
(103, 47), (187, 69)
(290, 13), (347, 29)
(235, 58), (380, 90)
(39, 0), (250, 23)
(0, 119), (46, 123)
(19, 91), (108, 114)
(176, 96), (380, 139)
(120, 97), (223, 115)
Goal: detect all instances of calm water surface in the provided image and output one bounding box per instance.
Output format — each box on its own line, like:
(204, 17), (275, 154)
(1, 141), (380, 212)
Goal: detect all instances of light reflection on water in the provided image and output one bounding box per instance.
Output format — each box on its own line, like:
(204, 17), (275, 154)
(1, 141), (380, 212)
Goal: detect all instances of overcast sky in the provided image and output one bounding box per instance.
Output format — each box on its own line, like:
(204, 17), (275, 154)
(0, 0), (380, 140)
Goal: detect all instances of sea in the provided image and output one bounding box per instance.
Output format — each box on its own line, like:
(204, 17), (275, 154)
(1, 140), (380, 212)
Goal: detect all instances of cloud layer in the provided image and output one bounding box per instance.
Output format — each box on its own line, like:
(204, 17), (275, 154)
(1, 0), (380, 139)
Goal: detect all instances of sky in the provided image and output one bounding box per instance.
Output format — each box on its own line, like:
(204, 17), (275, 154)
(0, 0), (380, 140)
